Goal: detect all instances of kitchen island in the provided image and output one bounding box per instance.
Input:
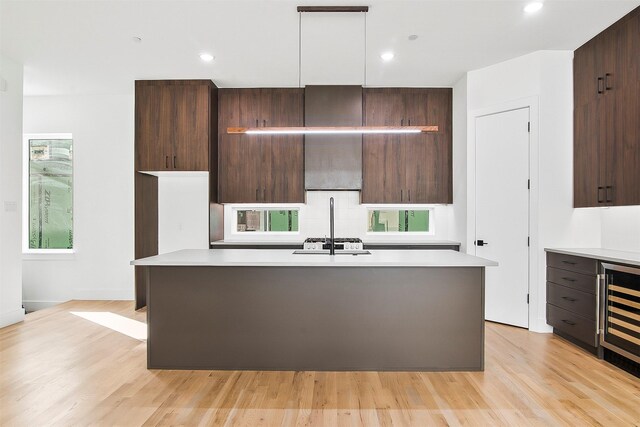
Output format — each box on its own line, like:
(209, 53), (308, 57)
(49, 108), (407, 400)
(131, 249), (497, 371)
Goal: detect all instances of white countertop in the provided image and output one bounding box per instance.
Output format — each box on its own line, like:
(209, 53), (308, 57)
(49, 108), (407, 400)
(132, 249), (497, 267)
(209, 240), (461, 246)
(545, 248), (640, 267)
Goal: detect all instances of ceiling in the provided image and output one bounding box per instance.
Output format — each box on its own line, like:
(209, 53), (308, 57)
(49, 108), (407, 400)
(1, 0), (639, 96)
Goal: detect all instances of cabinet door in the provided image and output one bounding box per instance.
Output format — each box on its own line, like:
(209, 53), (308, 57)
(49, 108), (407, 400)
(261, 89), (304, 203)
(362, 89), (405, 203)
(404, 89), (452, 203)
(609, 12), (640, 206)
(574, 38), (608, 207)
(172, 84), (210, 171)
(218, 89), (264, 203)
(135, 83), (173, 171)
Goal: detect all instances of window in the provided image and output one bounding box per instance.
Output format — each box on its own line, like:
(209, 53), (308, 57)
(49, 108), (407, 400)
(367, 208), (433, 233)
(235, 209), (299, 232)
(23, 134), (73, 252)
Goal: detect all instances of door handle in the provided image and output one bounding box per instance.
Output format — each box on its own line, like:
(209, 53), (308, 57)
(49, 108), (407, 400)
(597, 77), (604, 94)
(474, 240), (488, 246)
(597, 186), (604, 203)
(605, 73), (613, 90)
(605, 186), (612, 203)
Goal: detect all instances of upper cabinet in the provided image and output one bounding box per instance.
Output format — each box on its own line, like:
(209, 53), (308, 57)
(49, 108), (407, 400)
(135, 80), (216, 172)
(362, 88), (452, 204)
(218, 88), (304, 203)
(574, 7), (640, 207)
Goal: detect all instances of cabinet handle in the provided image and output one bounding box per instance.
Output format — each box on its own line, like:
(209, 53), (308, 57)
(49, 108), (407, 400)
(256, 188), (259, 201)
(408, 189), (411, 201)
(263, 119), (267, 127)
(597, 186), (604, 203)
(562, 260), (577, 265)
(400, 189), (403, 202)
(597, 77), (604, 94)
(256, 119), (259, 127)
(408, 119), (411, 126)
(173, 156), (176, 169)
(605, 73), (613, 90)
(561, 319), (577, 326)
(165, 156), (169, 169)
(605, 186), (612, 203)
(263, 188), (266, 201)
(561, 277), (576, 282)
(401, 118), (404, 126)
(561, 296), (578, 302)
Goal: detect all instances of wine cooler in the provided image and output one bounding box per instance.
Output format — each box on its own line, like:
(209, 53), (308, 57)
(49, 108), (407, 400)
(600, 263), (640, 365)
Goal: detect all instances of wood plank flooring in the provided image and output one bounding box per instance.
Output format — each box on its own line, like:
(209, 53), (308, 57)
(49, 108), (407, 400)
(1, 300), (639, 426)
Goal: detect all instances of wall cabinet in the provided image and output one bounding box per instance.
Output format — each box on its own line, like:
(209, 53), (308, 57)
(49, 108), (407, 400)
(362, 88), (452, 204)
(218, 88), (304, 203)
(135, 80), (215, 172)
(574, 7), (640, 207)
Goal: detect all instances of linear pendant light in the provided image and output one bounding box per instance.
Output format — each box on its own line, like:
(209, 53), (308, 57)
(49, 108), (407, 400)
(227, 6), (438, 137)
(228, 126), (438, 135)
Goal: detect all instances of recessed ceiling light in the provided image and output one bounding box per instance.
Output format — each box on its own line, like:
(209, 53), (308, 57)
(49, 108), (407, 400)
(380, 52), (394, 62)
(408, 35), (418, 41)
(199, 53), (214, 62)
(132, 36), (142, 43)
(524, 2), (543, 14)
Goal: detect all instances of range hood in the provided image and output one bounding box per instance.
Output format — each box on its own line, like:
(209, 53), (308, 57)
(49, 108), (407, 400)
(304, 85), (363, 190)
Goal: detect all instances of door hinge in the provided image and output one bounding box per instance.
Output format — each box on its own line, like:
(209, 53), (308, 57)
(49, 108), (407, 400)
(527, 121), (531, 132)
(527, 236), (530, 247)
(527, 179), (530, 189)
(527, 294), (530, 304)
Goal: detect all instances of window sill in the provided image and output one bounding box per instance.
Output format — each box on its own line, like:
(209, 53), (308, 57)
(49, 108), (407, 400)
(23, 250), (76, 261)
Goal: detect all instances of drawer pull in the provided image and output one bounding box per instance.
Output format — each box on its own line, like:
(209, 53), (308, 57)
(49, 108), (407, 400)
(561, 277), (576, 282)
(561, 296), (577, 302)
(562, 261), (577, 265)
(562, 319), (577, 326)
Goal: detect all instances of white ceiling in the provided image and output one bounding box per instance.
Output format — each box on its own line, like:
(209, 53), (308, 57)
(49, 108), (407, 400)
(1, 0), (639, 96)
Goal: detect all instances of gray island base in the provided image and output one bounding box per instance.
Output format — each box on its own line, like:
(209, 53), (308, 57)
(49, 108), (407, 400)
(132, 249), (497, 371)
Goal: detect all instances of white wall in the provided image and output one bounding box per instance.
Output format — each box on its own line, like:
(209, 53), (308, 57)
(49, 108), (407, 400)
(601, 206), (640, 252)
(0, 53), (26, 327)
(158, 176), (209, 253)
(22, 94), (134, 311)
(466, 51), (602, 333)
(450, 75), (468, 252)
(223, 191), (455, 243)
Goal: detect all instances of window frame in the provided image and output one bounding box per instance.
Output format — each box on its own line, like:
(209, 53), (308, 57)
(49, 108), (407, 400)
(22, 133), (75, 256)
(230, 206), (302, 235)
(364, 205), (436, 236)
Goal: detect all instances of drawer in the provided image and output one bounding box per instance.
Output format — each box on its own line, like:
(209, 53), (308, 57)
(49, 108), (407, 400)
(546, 282), (596, 320)
(547, 267), (597, 294)
(547, 303), (597, 347)
(547, 252), (597, 275)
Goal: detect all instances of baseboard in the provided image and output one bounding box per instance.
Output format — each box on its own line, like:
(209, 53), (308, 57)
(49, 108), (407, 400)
(22, 300), (66, 312)
(74, 288), (134, 300)
(529, 317), (553, 333)
(0, 307), (26, 328)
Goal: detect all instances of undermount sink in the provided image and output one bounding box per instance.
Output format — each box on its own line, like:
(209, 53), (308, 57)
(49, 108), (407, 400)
(292, 250), (372, 255)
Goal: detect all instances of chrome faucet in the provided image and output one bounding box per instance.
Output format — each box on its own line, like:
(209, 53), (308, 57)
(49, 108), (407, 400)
(329, 197), (335, 255)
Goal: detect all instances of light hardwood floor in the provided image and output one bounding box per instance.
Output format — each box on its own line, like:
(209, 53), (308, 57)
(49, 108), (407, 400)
(1, 301), (639, 426)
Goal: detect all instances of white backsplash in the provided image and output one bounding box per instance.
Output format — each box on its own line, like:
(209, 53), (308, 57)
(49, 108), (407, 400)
(222, 191), (454, 242)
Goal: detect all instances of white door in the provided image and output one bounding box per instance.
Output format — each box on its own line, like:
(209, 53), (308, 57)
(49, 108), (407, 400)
(475, 108), (530, 328)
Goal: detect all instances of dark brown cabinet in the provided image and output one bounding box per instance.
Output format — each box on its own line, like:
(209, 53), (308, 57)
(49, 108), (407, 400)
(362, 88), (452, 204)
(135, 80), (215, 172)
(574, 7), (640, 207)
(546, 251), (599, 353)
(218, 88), (304, 203)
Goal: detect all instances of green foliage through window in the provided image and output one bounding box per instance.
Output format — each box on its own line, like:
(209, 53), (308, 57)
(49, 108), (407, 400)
(236, 209), (299, 232)
(368, 209), (430, 232)
(28, 139), (73, 249)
